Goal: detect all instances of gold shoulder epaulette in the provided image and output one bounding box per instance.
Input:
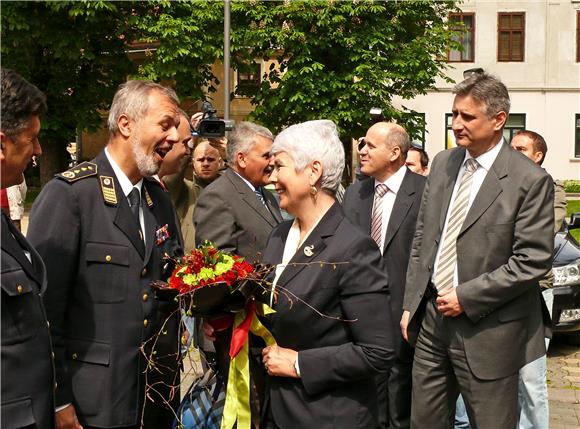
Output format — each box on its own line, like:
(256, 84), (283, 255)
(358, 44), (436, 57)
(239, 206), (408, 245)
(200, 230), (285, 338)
(56, 162), (98, 183)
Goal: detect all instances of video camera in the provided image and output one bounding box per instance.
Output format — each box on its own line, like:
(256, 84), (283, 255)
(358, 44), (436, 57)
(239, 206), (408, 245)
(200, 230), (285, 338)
(196, 101), (234, 138)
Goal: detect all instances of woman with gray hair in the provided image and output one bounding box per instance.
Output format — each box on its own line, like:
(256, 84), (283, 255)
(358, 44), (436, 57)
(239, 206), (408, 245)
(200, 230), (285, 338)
(260, 120), (395, 428)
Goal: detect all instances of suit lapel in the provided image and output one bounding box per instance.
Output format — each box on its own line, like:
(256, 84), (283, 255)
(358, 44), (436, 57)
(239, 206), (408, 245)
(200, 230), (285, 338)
(439, 148), (466, 231)
(142, 184), (156, 264)
(459, 143), (508, 235)
(226, 169), (279, 227)
(1, 213), (41, 284)
(95, 153), (145, 259)
(358, 179), (374, 234)
(384, 170), (415, 251)
(274, 203), (342, 293)
(264, 189), (283, 224)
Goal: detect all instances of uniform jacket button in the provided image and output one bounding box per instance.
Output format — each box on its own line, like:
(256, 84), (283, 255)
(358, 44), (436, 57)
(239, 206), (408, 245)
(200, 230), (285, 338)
(105, 255), (112, 262)
(141, 268), (147, 276)
(143, 319), (149, 327)
(72, 353), (78, 360)
(17, 284), (23, 294)
(142, 293), (149, 302)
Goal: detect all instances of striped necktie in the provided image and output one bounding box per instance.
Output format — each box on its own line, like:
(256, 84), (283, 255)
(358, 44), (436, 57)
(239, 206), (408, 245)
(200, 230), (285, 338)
(255, 188), (266, 206)
(370, 184), (389, 247)
(434, 158), (479, 293)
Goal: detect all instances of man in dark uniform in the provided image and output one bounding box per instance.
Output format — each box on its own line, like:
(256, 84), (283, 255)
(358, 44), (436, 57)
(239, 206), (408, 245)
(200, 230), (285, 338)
(1, 68), (54, 428)
(28, 80), (184, 429)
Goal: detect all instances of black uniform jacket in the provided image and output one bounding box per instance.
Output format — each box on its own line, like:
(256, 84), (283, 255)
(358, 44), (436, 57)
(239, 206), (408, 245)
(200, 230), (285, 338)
(27, 151), (183, 427)
(261, 203), (395, 429)
(1, 212), (55, 429)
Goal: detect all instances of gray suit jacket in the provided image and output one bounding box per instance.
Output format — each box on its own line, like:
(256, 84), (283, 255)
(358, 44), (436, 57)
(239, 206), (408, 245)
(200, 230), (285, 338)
(343, 169), (426, 360)
(403, 143), (554, 380)
(193, 168), (282, 262)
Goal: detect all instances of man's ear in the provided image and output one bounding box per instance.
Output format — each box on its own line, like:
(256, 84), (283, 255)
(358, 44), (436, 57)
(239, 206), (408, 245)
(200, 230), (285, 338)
(236, 152), (247, 169)
(493, 111), (508, 131)
(533, 151), (544, 165)
(117, 114), (132, 138)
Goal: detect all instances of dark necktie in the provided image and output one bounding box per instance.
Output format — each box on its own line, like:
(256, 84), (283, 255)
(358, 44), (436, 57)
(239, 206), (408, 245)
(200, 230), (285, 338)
(128, 187), (141, 227)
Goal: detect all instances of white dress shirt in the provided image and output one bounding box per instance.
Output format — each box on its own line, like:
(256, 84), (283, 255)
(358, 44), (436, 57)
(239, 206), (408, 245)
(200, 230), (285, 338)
(105, 148), (146, 244)
(373, 164), (407, 254)
(432, 139), (504, 288)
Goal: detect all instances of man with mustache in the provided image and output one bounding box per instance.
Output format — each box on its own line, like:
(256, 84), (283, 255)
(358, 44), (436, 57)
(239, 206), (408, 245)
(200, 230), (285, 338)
(28, 80), (184, 429)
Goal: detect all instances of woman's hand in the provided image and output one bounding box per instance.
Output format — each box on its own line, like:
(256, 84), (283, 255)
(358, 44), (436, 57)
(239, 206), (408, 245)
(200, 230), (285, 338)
(262, 345), (300, 378)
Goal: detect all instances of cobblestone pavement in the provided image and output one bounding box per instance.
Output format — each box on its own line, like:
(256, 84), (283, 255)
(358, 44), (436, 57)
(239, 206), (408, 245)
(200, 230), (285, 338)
(549, 336), (580, 429)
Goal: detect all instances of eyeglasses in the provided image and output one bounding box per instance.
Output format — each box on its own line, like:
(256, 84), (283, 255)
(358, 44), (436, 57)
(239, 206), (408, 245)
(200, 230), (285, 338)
(357, 138), (366, 152)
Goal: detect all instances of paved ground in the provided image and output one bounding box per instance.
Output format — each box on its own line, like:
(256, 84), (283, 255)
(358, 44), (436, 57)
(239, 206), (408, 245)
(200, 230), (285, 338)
(548, 336), (580, 428)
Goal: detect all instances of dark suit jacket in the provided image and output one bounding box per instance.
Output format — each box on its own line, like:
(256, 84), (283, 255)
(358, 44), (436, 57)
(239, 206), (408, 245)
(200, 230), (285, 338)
(27, 151), (183, 427)
(261, 203), (395, 429)
(403, 143), (554, 380)
(193, 168), (282, 262)
(343, 168), (426, 360)
(1, 213), (55, 429)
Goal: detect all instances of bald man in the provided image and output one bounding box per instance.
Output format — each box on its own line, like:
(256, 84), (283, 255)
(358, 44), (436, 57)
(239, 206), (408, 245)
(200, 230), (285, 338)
(343, 122), (426, 429)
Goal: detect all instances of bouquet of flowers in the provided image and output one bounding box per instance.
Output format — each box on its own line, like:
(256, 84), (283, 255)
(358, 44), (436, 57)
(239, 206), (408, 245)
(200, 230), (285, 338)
(153, 241), (271, 317)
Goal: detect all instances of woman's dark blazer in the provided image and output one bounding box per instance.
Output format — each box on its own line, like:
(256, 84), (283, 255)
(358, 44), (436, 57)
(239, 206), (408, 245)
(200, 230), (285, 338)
(261, 202), (394, 429)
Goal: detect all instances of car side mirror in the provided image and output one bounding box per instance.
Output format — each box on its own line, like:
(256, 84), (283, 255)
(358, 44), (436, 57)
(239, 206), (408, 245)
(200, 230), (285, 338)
(570, 213), (580, 230)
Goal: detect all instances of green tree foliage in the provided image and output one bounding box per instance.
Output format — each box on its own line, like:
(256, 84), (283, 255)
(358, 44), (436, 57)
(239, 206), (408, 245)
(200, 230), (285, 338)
(1, 1), (140, 183)
(233, 0), (459, 140)
(130, 0), (224, 100)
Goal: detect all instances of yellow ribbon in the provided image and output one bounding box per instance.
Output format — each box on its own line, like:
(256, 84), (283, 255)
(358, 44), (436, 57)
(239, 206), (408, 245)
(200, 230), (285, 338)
(220, 301), (276, 429)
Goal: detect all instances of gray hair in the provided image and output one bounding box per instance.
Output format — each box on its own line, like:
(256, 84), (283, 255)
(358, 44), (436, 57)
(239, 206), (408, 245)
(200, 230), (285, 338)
(226, 121), (273, 163)
(272, 120), (344, 195)
(453, 72), (510, 118)
(107, 80), (179, 136)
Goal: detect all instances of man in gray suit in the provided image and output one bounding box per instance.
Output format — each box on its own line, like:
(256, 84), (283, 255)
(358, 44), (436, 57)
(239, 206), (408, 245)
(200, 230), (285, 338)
(193, 121), (283, 262)
(343, 122), (425, 429)
(401, 73), (554, 428)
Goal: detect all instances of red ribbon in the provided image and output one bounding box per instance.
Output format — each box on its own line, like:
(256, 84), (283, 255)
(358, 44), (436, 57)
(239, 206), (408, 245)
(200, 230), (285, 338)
(229, 301), (256, 358)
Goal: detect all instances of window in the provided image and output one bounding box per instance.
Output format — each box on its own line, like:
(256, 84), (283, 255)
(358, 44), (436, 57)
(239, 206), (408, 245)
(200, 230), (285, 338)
(236, 62), (261, 94)
(577, 12), (580, 62)
(445, 114), (455, 149)
(502, 114), (526, 143)
(445, 113), (525, 149)
(448, 13), (475, 62)
(575, 114), (580, 158)
(498, 12), (525, 62)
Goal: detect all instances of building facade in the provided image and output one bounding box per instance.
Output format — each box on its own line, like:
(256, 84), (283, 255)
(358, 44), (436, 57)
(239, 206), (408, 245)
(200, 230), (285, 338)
(393, 0), (580, 180)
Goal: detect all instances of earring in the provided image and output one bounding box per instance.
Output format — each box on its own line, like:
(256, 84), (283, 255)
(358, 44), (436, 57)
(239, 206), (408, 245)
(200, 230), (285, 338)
(310, 186), (318, 196)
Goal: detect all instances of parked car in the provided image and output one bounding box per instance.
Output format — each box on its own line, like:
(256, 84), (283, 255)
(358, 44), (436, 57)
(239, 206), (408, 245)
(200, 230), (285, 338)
(552, 213), (580, 345)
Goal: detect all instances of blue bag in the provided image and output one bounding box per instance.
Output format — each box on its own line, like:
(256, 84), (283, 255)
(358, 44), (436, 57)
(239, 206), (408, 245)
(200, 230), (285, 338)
(172, 369), (226, 429)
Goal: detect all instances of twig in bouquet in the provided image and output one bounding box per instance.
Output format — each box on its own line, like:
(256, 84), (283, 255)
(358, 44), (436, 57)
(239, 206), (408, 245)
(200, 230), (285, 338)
(273, 283), (358, 323)
(139, 306), (182, 427)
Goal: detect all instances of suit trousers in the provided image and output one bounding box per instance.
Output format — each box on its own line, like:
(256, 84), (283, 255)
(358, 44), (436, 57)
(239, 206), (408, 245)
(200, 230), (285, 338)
(411, 296), (518, 429)
(376, 358), (412, 429)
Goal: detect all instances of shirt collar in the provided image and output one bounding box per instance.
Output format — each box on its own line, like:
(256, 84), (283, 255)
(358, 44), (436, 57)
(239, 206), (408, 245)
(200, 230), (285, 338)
(232, 169), (258, 192)
(105, 147), (143, 197)
(374, 164), (407, 194)
(463, 137), (504, 172)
